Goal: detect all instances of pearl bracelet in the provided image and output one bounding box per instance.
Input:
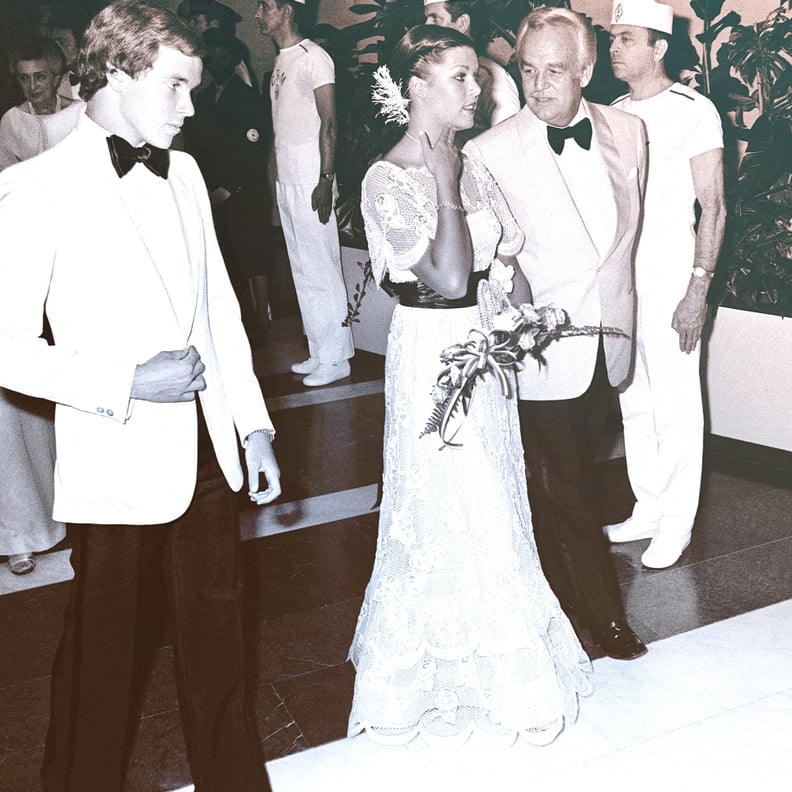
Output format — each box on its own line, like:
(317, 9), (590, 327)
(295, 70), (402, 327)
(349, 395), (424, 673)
(436, 201), (465, 214)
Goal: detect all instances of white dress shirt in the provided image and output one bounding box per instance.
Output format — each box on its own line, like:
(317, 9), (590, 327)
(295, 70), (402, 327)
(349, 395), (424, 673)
(548, 105), (617, 261)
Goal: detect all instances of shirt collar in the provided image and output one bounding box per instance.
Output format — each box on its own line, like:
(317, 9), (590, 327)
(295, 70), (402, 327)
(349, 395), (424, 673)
(545, 101), (588, 131)
(78, 108), (115, 143)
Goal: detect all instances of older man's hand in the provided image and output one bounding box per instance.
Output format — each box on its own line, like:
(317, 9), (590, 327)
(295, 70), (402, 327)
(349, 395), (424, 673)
(671, 281), (709, 354)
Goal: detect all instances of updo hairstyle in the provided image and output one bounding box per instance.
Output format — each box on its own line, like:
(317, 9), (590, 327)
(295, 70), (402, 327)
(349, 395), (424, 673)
(389, 24), (475, 101)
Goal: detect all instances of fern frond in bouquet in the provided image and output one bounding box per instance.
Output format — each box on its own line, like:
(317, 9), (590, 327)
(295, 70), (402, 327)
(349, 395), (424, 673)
(422, 298), (626, 446)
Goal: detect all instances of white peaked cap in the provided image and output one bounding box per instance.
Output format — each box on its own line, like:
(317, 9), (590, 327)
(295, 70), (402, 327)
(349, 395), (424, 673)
(611, 0), (674, 34)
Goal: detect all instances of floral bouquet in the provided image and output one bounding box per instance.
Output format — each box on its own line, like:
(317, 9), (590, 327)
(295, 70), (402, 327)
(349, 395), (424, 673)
(421, 282), (625, 446)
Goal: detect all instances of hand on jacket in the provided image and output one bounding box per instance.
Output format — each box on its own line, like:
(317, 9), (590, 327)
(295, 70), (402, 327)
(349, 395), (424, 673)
(131, 346), (206, 402)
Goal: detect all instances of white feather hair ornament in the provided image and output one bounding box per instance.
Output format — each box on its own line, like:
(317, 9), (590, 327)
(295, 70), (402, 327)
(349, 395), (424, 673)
(371, 65), (410, 126)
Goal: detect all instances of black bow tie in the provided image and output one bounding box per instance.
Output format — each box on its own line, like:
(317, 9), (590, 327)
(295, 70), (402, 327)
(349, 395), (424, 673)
(546, 117), (593, 155)
(107, 135), (170, 179)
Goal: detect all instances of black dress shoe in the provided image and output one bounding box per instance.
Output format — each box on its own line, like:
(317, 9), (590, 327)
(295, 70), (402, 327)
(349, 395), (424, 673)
(591, 620), (647, 660)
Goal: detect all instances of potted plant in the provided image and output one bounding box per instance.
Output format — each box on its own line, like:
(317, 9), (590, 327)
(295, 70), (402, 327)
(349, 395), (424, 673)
(701, 3), (792, 317)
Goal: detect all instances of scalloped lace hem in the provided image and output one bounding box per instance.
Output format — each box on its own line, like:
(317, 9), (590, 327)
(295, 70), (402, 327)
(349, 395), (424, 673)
(348, 709), (573, 749)
(349, 629), (590, 670)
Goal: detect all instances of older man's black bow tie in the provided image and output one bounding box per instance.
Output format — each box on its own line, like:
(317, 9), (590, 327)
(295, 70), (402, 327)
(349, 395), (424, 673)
(547, 117), (593, 155)
(107, 135), (170, 179)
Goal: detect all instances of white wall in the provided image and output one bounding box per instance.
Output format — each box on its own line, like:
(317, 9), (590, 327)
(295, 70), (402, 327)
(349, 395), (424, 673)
(705, 309), (792, 451)
(341, 247), (395, 355)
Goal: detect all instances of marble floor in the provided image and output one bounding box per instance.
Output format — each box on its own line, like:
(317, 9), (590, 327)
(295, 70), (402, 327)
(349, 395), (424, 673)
(1, 302), (791, 791)
(264, 600), (792, 791)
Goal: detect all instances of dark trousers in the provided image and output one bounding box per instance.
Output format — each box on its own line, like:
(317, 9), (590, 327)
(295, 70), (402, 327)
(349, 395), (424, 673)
(42, 411), (270, 792)
(518, 343), (626, 630)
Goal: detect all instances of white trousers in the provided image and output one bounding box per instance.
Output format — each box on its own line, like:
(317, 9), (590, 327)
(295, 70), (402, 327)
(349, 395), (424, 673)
(276, 182), (354, 364)
(619, 275), (704, 535)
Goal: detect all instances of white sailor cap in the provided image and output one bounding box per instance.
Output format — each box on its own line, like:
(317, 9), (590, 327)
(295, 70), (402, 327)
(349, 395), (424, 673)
(611, 0), (674, 34)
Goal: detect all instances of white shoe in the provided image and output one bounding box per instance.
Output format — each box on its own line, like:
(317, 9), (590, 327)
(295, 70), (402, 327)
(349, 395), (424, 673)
(303, 360), (351, 387)
(291, 357), (319, 375)
(641, 532), (691, 570)
(604, 516), (659, 543)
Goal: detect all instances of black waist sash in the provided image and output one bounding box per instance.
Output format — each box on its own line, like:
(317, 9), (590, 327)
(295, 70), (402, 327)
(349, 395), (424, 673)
(388, 269), (488, 309)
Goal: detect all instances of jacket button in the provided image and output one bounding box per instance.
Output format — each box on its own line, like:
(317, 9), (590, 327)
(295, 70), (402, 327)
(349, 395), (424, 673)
(107, 409), (114, 417)
(96, 406), (105, 414)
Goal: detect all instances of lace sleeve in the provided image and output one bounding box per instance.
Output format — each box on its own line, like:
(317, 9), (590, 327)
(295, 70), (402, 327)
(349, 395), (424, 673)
(465, 153), (524, 258)
(360, 161), (433, 285)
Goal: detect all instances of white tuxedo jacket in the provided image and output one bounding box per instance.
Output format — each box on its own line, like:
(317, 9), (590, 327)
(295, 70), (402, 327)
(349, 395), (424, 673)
(0, 113), (273, 525)
(465, 100), (647, 401)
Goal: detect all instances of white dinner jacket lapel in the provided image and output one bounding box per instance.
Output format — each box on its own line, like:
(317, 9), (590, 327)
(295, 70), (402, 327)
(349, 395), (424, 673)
(515, 107), (600, 262)
(586, 100), (631, 266)
(93, 135), (201, 340)
(160, 167), (203, 339)
(69, 118), (201, 339)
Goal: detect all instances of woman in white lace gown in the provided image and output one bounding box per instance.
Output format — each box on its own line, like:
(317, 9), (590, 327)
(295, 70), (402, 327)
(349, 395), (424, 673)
(348, 26), (592, 747)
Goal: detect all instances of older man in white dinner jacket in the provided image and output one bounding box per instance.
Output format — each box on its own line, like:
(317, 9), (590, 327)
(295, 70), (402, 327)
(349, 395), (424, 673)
(465, 7), (649, 660)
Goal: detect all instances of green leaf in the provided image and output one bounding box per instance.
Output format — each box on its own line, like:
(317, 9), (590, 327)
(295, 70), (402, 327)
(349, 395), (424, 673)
(691, 0), (727, 23)
(695, 10), (741, 43)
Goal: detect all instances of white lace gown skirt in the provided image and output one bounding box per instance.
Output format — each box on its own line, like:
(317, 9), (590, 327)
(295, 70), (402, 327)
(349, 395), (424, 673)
(349, 305), (592, 746)
(0, 388), (66, 555)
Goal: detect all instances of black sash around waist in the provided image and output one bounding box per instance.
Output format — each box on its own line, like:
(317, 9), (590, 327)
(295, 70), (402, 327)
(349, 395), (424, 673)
(387, 269), (489, 309)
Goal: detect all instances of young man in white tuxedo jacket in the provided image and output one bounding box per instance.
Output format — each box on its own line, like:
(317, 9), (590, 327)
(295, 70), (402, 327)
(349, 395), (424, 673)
(465, 7), (648, 661)
(0, 2), (280, 789)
